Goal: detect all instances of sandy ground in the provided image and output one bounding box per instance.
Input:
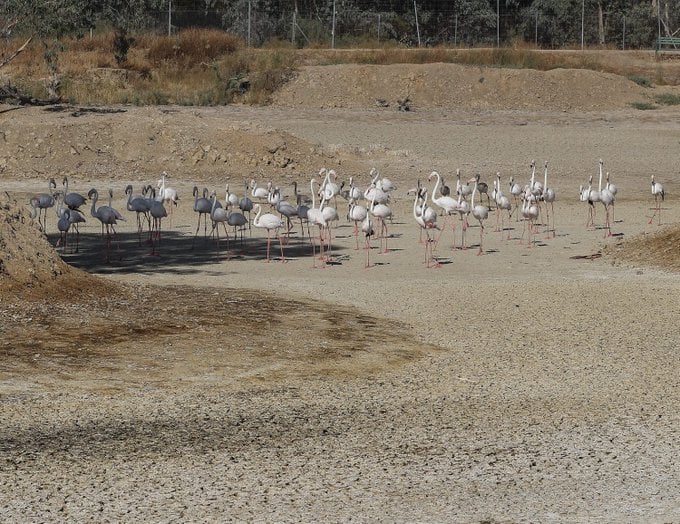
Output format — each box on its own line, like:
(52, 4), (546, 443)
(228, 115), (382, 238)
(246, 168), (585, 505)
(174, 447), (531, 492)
(2, 66), (680, 521)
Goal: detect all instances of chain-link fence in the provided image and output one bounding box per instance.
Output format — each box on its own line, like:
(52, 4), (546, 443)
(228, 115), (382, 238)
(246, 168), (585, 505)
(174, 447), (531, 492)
(149, 5), (669, 51)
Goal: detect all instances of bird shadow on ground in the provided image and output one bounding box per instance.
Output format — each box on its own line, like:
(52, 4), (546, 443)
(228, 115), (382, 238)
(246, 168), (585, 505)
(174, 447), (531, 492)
(49, 229), (346, 275)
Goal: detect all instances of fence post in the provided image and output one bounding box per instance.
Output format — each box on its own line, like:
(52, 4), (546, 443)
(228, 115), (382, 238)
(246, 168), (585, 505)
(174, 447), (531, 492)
(581, 0), (585, 49)
(454, 13), (457, 47)
(622, 14), (625, 50)
(247, 0), (251, 47)
(535, 13), (538, 47)
(331, 0), (336, 48)
(496, 0), (500, 47)
(414, 0), (421, 47)
(292, 10), (296, 45)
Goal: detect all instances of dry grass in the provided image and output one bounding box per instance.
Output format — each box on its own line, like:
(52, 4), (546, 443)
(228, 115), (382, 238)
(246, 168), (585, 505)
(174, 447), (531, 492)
(1, 31), (679, 106)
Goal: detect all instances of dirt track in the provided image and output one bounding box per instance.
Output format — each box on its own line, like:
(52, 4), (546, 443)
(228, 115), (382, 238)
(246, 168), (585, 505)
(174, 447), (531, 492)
(2, 61), (680, 522)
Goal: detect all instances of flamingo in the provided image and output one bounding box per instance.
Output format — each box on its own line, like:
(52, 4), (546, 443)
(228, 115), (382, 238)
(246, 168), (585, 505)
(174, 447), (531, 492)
(239, 182), (254, 235)
(146, 186), (167, 255)
(361, 204), (374, 268)
(584, 174), (600, 229)
(250, 179), (270, 202)
(320, 196), (339, 262)
(520, 187), (539, 247)
(275, 189), (299, 235)
(456, 169), (472, 201)
(226, 184), (240, 209)
(348, 201), (368, 250)
(125, 184), (151, 244)
(209, 189), (230, 252)
(370, 192), (392, 254)
(605, 172), (618, 223)
(470, 175), (489, 255)
(55, 207), (73, 253)
(475, 176), (491, 208)
(428, 170), (460, 248)
(227, 209), (248, 251)
(62, 176), (87, 211)
(156, 172), (179, 227)
(649, 174), (665, 225)
(413, 188), (440, 268)
(598, 160), (614, 238)
(30, 178), (57, 232)
(364, 169), (389, 205)
(192, 186), (213, 247)
(306, 178), (328, 267)
(494, 174), (512, 239)
(55, 195), (86, 253)
(509, 176), (523, 220)
(457, 189), (471, 249)
(320, 168), (342, 209)
(252, 203), (285, 262)
(88, 188), (125, 262)
(541, 161), (556, 238)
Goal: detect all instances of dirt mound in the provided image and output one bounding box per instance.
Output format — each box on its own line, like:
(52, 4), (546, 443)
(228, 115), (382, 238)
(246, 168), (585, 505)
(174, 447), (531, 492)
(608, 226), (680, 272)
(0, 105), (361, 185)
(271, 63), (652, 111)
(0, 191), (74, 290)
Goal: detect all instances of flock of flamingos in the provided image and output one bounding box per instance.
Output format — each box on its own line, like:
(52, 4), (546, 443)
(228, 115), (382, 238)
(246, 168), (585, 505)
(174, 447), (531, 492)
(27, 160), (667, 267)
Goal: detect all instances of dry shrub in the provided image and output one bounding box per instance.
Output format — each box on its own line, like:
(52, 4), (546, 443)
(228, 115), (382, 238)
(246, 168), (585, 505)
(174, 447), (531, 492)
(144, 28), (243, 67)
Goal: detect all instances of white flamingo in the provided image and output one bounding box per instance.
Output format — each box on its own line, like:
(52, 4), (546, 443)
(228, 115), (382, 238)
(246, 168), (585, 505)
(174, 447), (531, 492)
(494, 174), (512, 240)
(250, 179), (270, 202)
(584, 174), (600, 229)
(361, 206), (374, 269)
(429, 170), (460, 248)
(413, 188), (440, 268)
(509, 176), (523, 220)
(470, 175), (489, 255)
(598, 160), (614, 238)
(252, 203), (285, 262)
(320, 196), (339, 262)
(348, 201), (368, 250)
(520, 187), (539, 247)
(307, 178), (328, 268)
(156, 172), (179, 227)
(541, 161), (556, 238)
(370, 193), (392, 254)
(649, 174), (665, 225)
(605, 172), (618, 223)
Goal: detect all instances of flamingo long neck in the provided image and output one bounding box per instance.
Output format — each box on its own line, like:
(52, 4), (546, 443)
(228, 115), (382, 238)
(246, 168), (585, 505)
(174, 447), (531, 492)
(253, 205), (261, 226)
(310, 179), (317, 209)
(530, 163), (536, 188)
(471, 181), (477, 208)
(598, 163), (603, 192)
(431, 173), (441, 202)
(543, 163), (548, 189)
(371, 169), (380, 184)
(90, 191), (98, 217)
